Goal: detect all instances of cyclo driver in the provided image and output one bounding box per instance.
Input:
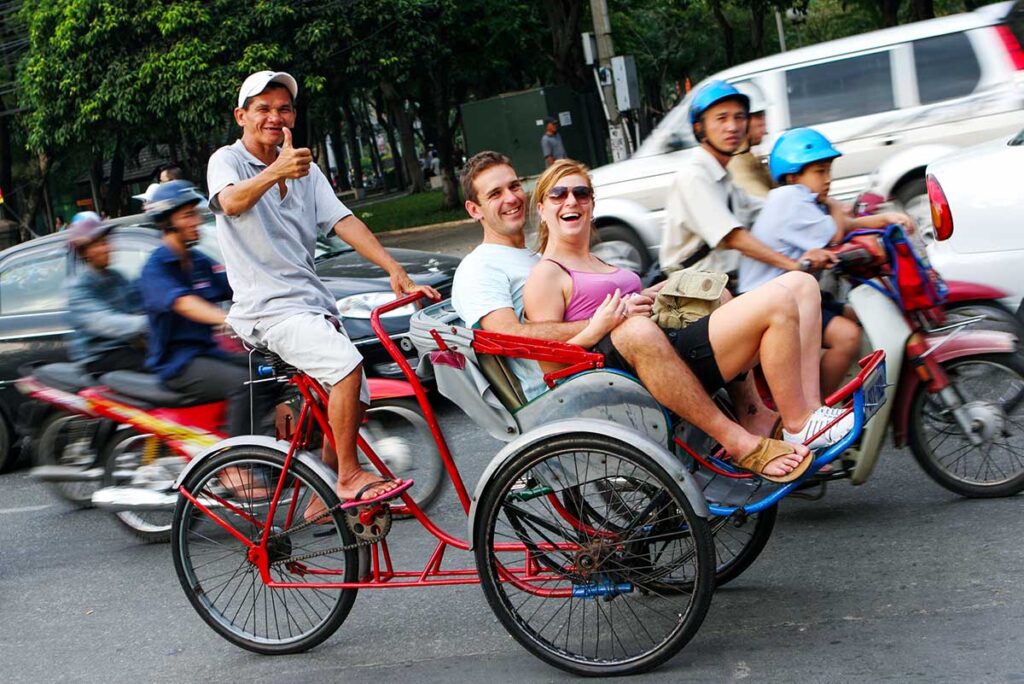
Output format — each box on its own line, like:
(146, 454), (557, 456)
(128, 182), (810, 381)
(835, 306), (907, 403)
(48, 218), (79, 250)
(206, 70), (436, 510)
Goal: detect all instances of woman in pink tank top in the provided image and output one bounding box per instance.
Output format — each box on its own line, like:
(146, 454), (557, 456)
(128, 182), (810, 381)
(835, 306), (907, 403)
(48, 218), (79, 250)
(522, 160), (856, 477)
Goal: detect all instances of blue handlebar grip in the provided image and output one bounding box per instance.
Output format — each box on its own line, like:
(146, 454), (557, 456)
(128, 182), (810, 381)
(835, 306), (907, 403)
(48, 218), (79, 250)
(257, 365), (274, 377)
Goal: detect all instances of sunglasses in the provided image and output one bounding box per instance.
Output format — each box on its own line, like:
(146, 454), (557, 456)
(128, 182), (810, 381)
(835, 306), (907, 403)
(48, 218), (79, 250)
(546, 185), (593, 203)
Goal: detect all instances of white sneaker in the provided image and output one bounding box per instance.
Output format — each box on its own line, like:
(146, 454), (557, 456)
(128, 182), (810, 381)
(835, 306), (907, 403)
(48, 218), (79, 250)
(783, 406), (855, 450)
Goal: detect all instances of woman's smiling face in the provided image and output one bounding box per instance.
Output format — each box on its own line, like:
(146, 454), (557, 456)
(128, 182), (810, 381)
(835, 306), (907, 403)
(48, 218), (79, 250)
(538, 173), (594, 246)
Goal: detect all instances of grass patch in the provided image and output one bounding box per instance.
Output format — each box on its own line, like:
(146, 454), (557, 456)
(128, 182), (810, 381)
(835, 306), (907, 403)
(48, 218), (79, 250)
(353, 189), (469, 233)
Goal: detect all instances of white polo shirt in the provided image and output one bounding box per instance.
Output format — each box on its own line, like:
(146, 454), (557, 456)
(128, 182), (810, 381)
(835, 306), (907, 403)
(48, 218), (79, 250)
(660, 146), (763, 274)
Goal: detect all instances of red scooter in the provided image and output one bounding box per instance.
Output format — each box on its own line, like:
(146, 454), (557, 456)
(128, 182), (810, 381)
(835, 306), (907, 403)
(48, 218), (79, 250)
(22, 363), (443, 542)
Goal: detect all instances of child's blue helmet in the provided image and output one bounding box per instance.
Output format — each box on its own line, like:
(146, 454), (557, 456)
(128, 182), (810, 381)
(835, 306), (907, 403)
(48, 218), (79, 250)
(768, 128), (842, 183)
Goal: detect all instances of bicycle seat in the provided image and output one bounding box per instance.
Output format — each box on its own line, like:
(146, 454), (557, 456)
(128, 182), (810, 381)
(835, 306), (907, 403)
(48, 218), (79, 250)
(98, 371), (206, 408)
(34, 362), (96, 393)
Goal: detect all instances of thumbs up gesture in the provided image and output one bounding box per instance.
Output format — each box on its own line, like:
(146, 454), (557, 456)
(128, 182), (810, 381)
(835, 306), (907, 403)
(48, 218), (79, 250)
(271, 126), (312, 180)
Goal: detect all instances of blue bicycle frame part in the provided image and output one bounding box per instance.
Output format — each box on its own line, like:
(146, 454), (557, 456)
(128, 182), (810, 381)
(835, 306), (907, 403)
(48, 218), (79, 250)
(706, 357), (887, 517)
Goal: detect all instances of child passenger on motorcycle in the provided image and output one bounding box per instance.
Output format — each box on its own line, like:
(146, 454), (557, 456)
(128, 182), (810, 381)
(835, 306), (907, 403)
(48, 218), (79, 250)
(522, 159), (856, 483)
(737, 128), (915, 393)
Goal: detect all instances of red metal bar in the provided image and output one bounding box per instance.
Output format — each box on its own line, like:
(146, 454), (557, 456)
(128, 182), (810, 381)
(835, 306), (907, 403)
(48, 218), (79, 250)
(369, 293), (474, 514)
(178, 486), (256, 549)
(674, 437), (752, 479)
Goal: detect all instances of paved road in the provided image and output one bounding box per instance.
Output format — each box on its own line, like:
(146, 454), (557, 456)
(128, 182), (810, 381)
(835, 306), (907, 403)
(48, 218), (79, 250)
(2, 402), (1023, 683)
(378, 220), (481, 259)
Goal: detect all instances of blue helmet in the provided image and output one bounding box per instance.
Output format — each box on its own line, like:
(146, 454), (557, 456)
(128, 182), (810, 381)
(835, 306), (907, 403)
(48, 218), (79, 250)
(146, 180), (205, 221)
(768, 128), (842, 183)
(689, 80), (750, 125)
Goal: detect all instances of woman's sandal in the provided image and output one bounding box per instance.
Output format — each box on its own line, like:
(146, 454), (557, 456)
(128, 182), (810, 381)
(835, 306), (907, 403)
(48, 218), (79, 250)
(733, 437), (812, 484)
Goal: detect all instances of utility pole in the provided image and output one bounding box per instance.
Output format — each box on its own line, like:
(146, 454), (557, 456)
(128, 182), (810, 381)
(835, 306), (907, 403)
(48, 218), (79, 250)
(590, 0), (629, 162)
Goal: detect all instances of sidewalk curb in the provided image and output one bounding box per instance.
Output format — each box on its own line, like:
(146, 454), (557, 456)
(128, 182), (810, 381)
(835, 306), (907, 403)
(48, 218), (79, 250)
(375, 218), (476, 238)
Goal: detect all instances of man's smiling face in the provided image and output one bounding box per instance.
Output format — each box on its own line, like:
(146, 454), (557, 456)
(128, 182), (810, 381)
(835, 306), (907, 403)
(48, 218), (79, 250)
(235, 86), (296, 148)
(465, 164), (527, 245)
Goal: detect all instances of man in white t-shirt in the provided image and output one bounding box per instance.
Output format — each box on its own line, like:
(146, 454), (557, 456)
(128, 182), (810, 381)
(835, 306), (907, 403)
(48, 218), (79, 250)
(207, 71), (437, 509)
(452, 151), (792, 465)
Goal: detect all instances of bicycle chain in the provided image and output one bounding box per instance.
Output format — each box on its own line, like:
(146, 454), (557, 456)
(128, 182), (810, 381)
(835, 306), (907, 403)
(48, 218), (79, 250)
(268, 505), (389, 567)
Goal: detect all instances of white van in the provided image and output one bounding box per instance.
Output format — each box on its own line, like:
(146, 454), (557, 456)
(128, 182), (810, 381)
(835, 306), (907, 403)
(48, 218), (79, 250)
(591, 1), (1024, 272)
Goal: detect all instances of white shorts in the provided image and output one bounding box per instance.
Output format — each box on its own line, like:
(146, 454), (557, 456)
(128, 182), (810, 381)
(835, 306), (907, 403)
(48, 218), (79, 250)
(246, 312), (370, 406)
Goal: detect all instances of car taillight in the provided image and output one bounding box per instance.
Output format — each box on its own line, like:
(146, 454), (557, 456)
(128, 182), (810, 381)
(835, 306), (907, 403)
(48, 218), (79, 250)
(996, 24), (1024, 70)
(926, 174), (953, 241)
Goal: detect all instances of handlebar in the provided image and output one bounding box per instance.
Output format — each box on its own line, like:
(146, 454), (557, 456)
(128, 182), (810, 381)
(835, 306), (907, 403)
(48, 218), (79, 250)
(368, 291), (440, 345)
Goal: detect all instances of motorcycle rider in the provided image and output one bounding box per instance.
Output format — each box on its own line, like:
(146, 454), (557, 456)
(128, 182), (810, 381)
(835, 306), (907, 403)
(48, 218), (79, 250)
(66, 212), (149, 374)
(739, 128), (915, 393)
(138, 180), (278, 437)
(660, 80), (833, 276)
(727, 81), (773, 199)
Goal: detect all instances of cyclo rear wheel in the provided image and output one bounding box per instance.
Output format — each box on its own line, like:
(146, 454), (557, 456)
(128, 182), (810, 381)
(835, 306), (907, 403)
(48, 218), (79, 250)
(474, 434), (714, 676)
(172, 446), (360, 654)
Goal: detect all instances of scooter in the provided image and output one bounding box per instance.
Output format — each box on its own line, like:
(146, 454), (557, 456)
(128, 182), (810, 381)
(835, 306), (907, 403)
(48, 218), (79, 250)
(20, 363), (445, 542)
(807, 224), (1023, 497)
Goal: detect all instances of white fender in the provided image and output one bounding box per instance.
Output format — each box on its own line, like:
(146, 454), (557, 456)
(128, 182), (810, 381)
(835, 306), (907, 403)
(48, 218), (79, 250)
(172, 435), (337, 491)
(466, 418), (709, 549)
(871, 144), (959, 199)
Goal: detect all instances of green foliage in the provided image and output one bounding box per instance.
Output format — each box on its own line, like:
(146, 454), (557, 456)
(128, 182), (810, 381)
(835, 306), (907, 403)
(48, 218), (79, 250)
(354, 189), (467, 233)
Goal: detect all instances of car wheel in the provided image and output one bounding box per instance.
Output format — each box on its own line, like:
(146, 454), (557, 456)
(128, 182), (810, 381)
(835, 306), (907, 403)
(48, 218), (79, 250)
(894, 178), (930, 242)
(594, 224), (650, 274)
(0, 417), (12, 472)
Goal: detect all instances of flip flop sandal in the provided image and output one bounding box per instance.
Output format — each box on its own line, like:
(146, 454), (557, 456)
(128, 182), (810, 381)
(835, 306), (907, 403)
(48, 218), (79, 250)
(733, 437), (812, 484)
(340, 478), (414, 510)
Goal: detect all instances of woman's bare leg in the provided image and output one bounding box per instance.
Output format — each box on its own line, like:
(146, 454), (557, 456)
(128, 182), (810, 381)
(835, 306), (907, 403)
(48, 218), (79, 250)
(771, 272), (824, 406)
(708, 278), (816, 433)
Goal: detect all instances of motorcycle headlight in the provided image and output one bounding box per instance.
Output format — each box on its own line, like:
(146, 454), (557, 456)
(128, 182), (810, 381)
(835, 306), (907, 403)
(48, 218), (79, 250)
(336, 292), (416, 319)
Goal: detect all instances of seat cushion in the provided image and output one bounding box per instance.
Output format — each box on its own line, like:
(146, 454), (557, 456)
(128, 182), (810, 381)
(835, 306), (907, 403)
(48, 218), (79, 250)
(34, 363), (96, 393)
(98, 371), (205, 408)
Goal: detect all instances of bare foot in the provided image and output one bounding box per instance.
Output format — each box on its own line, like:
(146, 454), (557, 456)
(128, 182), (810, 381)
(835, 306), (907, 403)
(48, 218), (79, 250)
(760, 444), (810, 478)
(220, 466), (271, 500)
(336, 468), (402, 502)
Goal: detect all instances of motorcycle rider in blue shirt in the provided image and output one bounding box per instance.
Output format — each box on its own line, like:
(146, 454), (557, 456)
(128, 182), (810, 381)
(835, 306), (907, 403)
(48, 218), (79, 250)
(138, 181), (277, 437)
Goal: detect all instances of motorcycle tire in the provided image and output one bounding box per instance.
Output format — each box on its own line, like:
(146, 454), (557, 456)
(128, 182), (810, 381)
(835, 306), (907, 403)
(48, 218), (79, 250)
(361, 398), (445, 515)
(101, 428), (176, 543)
(943, 301), (1024, 340)
(34, 412), (105, 508)
(908, 352), (1024, 498)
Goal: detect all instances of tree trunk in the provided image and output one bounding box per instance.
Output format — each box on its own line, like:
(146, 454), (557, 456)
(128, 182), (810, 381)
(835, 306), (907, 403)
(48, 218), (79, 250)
(19, 151), (52, 241)
(419, 84), (459, 209)
(89, 154), (104, 213)
(543, 0), (591, 91)
(341, 92), (364, 190)
(910, 0), (934, 21)
(359, 99), (384, 187)
(382, 81), (424, 193)
(104, 137), (125, 217)
(710, 0), (736, 65)
(750, 4), (767, 57)
(0, 116), (17, 221)
(375, 90), (405, 190)
(879, 0), (901, 27)
(329, 108), (352, 191)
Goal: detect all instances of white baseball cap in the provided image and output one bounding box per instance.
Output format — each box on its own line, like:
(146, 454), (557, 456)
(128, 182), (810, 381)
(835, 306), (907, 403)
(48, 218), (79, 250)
(237, 71), (298, 109)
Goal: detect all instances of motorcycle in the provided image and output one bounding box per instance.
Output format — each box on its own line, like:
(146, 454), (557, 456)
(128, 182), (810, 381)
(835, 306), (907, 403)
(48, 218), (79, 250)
(20, 361), (445, 542)
(802, 224), (1024, 497)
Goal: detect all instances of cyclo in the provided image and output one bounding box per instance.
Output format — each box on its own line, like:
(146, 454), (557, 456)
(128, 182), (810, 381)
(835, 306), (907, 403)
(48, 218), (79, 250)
(169, 292), (886, 676)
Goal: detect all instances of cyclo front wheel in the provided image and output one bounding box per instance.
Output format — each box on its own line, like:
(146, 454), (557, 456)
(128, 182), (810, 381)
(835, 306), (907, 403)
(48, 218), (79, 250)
(474, 434), (715, 676)
(172, 446), (360, 654)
